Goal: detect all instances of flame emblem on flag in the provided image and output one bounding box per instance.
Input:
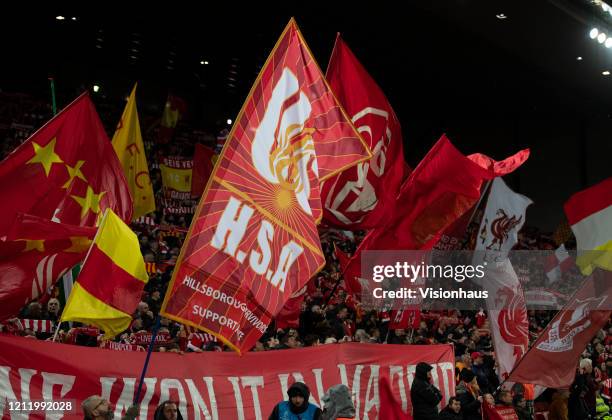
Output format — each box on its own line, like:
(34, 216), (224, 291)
(252, 68), (317, 215)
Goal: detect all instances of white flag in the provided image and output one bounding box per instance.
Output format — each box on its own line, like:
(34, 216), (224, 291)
(475, 177), (532, 380)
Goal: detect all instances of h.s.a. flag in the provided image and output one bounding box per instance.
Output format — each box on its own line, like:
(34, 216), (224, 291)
(0, 93), (132, 234)
(112, 84), (155, 219)
(161, 19), (371, 353)
(61, 209), (148, 338)
(0, 213), (95, 322)
(507, 269), (612, 388)
(564, 177), (612, 274)
(322, 35), (407, 229)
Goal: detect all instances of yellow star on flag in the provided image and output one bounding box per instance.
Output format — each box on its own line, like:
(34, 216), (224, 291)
(62, 160), (87, 189)
(26, 138), (64, 177)
(71, 186), (106, 219)
(18, 239), (45, 252)
(65, 236), (92, 253)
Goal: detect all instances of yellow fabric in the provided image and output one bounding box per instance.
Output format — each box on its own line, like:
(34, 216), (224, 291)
(576, 242), (612, 275)
(111, 84), (156, 219)
(95, 209), (148, 283)
(61, 282), (131, 339)
(160, 165), (192, 192)
(161, 100), (179, 128)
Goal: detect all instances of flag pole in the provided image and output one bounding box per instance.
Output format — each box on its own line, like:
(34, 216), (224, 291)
(52, 321), (62, 342)
(49, 77), (57, 116)
(134, 316), (161, 404)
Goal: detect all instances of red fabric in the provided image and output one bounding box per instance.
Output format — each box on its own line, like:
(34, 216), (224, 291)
(78, 245), (146, 315)
(191, 144), (215, 197)
(341, 135), (529, 291)
(0, 93), (132, 235)
(276, 287), (306, 330)
(389, 309), (421, 330)
(483, 403), (518, 420)
(379, 375), (412, 419)
(161, 21), (370, 353)
(322, 35), (408, 229)
(0, 213), (96, 321)
(0, 336), (454, 419)
(564, 177), (612, 225)
(508, 271), (612, 388)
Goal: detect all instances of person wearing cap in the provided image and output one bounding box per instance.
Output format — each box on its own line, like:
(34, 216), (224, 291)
(268, 382), (322, 420)
(456, 369), (483, 420)
(410, 362), (443, 420)
(470, 351), (491, 394)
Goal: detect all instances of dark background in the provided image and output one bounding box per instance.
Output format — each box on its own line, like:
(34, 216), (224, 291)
(1, 1), (611, 230)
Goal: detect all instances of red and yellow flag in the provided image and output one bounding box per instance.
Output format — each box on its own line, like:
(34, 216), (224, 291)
(161, 19), (371, 353)
(112, 84), (156, 219)
(61, 208), (148, 338)
(0, 93), (133, 234)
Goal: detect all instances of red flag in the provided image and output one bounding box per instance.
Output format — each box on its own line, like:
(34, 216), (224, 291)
(483, 403), (519, 420)
(0, 213), (96, 321)
(507, 270), (612, 388)
(161, 19), (370, 353)
(342, 135), (529, 289)
(191, 144), (215, 197)
(389, 309), (421, 330)
(322, 35), (408, 229)
(379, 375), (412, 419)
(0, 93), (132, 234)
(275, 286), (306, 330)
(158, 94), (187, 144)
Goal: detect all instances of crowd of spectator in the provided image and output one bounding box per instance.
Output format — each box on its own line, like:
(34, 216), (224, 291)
(0, 91), (611, 419)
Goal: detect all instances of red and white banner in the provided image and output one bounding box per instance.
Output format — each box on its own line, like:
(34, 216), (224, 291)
(322, 35), (407, 229)
(473, 177), (531, 380)
(508, 271), (612, 388)
(544, 244), (573, 285)
(0, 336), (454, 419)
(130, 331), (173, 347)
(99, 341), (145, 352)
(160, 19), (370, 353)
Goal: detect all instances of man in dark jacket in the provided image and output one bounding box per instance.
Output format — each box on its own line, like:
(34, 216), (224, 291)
(411, 362), (443, 420)
(439, 397), (462, 420)
(456, 369), (482, 420)
(268, 382), (323, 420)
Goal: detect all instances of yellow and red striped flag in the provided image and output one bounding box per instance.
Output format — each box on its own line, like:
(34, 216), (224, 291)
(61, 208), (148, 338)
(564, 177), (612, 274)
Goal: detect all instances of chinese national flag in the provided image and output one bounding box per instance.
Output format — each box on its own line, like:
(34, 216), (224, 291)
(0, 213), (96, 321)
(112, 84), (156, 219)
(161, 19), (371, 353)
(507, 270), (612, 388)
(322, 35), (408, 229)
(0, 93), (133, 234)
